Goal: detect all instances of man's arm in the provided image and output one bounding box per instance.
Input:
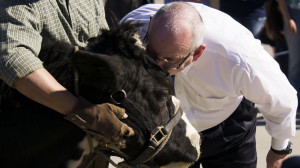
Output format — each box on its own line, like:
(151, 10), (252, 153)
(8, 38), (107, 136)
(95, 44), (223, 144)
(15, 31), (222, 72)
(267, 149), (289, 168)
(0, 2), (133, 138)
(14, 68), (77, 115)
(14, 66), (134, 138)
(236, 38), (297, 168)
(278, 0), (297, 34)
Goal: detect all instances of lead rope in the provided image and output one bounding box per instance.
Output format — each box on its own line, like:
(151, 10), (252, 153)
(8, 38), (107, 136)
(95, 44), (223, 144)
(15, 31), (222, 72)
(73, 46), (122, 168)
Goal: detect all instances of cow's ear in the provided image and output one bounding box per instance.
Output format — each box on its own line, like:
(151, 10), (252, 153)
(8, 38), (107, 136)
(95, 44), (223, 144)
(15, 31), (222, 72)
(72, 50), (121, 84)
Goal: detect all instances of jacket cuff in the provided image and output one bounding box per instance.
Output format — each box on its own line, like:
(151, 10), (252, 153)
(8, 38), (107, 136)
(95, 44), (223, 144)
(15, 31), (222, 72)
(271, 138), (289, 150)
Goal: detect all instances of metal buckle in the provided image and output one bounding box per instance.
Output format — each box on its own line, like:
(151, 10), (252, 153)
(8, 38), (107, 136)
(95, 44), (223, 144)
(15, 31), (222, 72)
(110, 90), (127, 104)
(150, 126), (167, 148)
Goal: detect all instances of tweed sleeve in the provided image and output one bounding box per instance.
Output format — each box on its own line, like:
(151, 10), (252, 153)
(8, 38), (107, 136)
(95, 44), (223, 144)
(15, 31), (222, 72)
(1, 0), (109, 87)
(0, 1), (43, 87)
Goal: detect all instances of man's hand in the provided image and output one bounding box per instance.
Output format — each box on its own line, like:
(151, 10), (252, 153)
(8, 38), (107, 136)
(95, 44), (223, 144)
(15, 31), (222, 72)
(267, 149), (288, 168)
(92, 123), (135, 149)
(65, 97), (134, 137)
(286, 19), (297, 34)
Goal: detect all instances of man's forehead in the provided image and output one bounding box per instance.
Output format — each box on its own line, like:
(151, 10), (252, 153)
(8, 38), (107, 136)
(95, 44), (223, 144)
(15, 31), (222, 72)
(149, 21), (192, 47)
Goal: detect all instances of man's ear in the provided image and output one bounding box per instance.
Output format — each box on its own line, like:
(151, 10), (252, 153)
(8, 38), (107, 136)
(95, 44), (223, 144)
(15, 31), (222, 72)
(192, 44), (206, 62)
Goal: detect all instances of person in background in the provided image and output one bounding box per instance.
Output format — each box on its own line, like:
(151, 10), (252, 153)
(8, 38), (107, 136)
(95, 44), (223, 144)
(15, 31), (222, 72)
(220, 0), (270, 38)
(121, 2), (297, 168)
(259, 0), (289, 76)
(0, 1), (134, 167)
(278, 0), (300, 111)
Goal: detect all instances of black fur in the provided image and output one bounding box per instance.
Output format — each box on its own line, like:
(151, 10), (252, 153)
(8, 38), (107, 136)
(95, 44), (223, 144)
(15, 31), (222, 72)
(0, 22), (198, 167)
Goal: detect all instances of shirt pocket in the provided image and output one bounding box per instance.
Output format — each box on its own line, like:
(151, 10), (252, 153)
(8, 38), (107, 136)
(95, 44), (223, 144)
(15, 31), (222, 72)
(196, 96), (230, 111)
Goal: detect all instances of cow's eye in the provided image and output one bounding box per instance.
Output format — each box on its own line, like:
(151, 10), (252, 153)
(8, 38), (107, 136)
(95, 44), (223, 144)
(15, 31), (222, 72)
(155, 91), (168, 102)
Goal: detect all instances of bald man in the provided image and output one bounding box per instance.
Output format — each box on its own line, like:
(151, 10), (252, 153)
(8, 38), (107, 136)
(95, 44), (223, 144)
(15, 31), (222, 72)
(121, 2), (298, 168)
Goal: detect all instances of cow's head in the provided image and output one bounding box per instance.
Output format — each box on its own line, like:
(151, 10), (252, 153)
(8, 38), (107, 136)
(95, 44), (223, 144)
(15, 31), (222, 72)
(72, 22), (201, 167)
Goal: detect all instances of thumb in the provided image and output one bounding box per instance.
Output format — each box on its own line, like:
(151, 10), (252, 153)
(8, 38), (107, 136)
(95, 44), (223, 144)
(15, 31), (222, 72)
(120, 124), (135, 137)
(107, 103), (126, 119)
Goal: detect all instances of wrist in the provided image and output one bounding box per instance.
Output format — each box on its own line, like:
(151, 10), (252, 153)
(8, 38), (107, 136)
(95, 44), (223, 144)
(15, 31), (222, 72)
(63, 95), (80, 115)
(271, 141), (293, 155)
(64, 97), (95, 129)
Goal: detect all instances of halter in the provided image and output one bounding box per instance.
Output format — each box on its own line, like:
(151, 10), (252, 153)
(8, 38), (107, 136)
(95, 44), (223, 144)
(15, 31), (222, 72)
(110, 90), (183, 166)
(73, 46), (183, 167)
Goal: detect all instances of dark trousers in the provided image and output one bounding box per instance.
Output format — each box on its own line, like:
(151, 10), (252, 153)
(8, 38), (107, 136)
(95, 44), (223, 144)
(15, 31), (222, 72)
(190, 98), (258, 168)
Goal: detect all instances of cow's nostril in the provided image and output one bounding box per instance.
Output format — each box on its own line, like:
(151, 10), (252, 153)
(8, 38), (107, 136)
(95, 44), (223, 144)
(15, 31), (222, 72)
(124, 130), (130, 136)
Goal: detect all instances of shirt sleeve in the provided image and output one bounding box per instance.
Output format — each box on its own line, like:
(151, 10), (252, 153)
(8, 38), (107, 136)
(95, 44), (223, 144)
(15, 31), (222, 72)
(0, 2), (44, 87)
(236, 40), (298, 150)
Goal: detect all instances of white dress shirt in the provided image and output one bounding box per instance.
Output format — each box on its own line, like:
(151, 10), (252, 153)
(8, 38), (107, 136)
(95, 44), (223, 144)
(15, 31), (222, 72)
(121, 3), (298, 150)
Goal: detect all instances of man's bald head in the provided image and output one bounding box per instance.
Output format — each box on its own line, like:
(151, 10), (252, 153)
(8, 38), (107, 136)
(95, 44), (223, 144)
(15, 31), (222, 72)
(148, 2), (204, 51)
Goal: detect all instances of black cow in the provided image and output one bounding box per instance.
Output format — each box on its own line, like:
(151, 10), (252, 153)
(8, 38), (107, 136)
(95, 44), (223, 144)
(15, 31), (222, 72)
(0, 22), (200, 168)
